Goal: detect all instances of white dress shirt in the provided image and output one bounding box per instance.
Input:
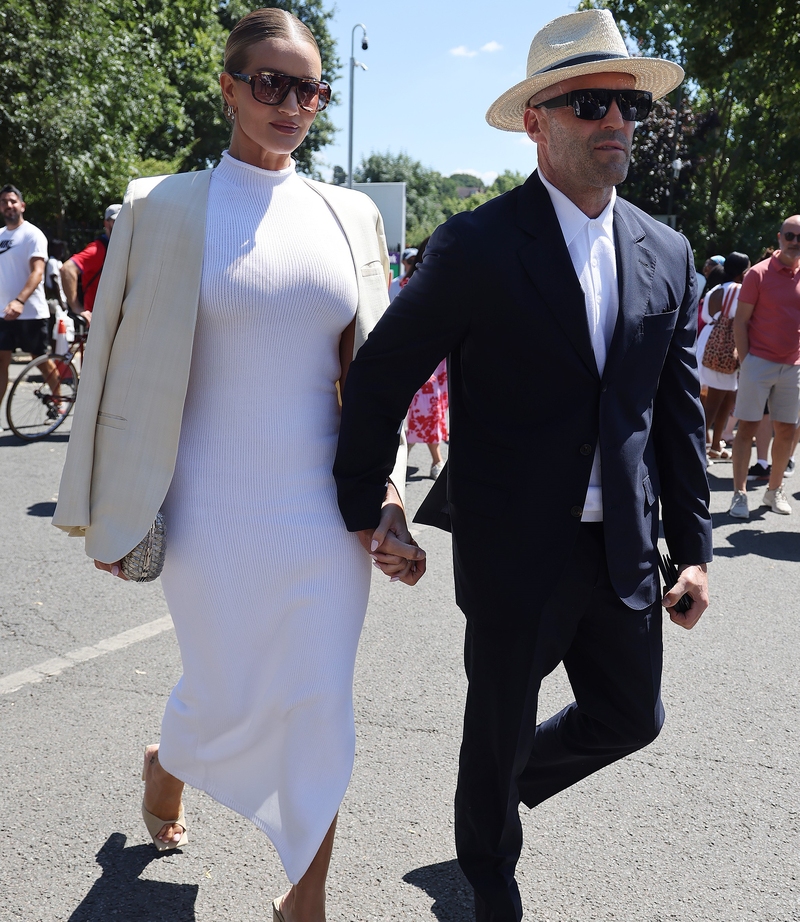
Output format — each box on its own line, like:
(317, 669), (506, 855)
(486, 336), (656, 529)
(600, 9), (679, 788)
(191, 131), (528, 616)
(538, 171), (619, 522)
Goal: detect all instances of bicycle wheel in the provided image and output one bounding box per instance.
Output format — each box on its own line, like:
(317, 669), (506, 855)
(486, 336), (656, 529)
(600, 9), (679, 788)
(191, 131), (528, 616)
(6, 353), (78, 441)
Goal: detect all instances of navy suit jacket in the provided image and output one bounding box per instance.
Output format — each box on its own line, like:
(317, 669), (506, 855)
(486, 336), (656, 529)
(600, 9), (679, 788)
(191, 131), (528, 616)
(334, 171), (712, 618)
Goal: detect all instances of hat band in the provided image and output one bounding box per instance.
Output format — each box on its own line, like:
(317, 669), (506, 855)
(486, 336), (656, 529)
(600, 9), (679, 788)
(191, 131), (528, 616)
(534, 51), (629, 77)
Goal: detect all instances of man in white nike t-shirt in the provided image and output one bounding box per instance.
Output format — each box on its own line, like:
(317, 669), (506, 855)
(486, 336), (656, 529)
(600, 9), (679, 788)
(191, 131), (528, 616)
(0, 183), (51, 401)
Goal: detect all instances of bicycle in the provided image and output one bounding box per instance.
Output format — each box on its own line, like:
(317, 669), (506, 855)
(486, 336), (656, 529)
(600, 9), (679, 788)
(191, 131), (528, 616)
(5, 320), (88, 441)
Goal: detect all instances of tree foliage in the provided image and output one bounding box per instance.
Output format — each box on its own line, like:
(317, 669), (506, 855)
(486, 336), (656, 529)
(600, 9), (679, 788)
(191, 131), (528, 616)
(0, 0), (339, 242)
(583, 0), (800, 260)
(354, 152), (526, 243)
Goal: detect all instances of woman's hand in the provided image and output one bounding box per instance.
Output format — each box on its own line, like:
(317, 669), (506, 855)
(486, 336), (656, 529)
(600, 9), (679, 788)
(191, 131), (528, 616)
(355, 482), (427, 586)
(94, 559), (128, 580)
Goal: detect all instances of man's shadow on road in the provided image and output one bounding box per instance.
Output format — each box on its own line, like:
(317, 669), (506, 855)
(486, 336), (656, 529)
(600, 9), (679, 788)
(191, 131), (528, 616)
(404, 859), (474, 921)
(68, 832), (197, 922)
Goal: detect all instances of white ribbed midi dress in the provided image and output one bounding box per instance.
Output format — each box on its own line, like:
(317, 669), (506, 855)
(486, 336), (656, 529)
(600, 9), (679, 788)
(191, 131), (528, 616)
(158, 152), (371, 883)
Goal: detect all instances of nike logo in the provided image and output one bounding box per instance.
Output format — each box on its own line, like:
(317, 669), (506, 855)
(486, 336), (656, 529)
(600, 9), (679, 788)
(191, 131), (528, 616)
(0, 240), (12, 254)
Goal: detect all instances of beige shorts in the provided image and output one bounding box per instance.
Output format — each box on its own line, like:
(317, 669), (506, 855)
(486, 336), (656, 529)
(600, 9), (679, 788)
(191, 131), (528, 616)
(734, 353), (800, 424)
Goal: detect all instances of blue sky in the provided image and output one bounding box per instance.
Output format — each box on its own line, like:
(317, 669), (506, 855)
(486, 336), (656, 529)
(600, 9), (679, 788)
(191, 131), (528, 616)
(318, 0), (579, 184)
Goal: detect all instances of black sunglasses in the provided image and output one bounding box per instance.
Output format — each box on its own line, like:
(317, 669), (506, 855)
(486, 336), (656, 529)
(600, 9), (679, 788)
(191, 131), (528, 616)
(534, 88), (653, 122)
(782, 231), (800, 242)
(232, 71), (332, 112)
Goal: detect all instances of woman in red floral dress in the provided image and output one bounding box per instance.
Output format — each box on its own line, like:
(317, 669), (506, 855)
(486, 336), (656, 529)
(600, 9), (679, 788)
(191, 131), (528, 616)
(397, 238), (449, 479)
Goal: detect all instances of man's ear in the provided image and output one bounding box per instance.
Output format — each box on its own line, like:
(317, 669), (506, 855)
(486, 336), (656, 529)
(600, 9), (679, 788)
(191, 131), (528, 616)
(523, 106), (542, 145)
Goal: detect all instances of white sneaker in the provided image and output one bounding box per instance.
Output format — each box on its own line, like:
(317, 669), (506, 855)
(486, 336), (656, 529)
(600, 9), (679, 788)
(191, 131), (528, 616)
(785, 458), (796, 478)
(763, 485), (792, 515)
(430, 461), (445, 480)
(728, 491), (749, 518)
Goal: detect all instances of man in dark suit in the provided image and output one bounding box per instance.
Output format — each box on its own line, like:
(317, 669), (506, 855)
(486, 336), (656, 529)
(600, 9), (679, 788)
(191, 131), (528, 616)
(334, 10), (712, 922)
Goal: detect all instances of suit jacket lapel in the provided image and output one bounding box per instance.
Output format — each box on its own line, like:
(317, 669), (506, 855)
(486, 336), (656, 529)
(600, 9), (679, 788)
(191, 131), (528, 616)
(516, 173), (599, 379)
(604, 201), (656, 381)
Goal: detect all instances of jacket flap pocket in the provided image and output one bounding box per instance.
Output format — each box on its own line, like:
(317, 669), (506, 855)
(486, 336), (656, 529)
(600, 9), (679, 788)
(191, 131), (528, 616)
(360, 261), (384, 278)
(97, 412), (127, 430)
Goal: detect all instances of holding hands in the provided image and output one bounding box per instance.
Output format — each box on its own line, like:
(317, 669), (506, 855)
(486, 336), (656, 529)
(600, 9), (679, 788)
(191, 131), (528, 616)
(356, 482), (427, 586)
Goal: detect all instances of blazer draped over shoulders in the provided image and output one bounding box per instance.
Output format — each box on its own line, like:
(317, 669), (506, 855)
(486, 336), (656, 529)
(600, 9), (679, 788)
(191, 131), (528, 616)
(53, 167), (403, 563)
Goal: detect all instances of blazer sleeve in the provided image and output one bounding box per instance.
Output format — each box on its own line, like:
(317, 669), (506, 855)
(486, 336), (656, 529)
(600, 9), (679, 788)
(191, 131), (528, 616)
(374, 206), (408, 505)
(653, 234), (713, 564)
(335, 219), (473, 531)
(51, 181), (136, 534)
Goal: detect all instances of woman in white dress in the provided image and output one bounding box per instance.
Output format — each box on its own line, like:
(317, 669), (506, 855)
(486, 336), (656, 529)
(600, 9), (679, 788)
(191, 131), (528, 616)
(55, 9), (424, 922)
(697, 252), (750, 459)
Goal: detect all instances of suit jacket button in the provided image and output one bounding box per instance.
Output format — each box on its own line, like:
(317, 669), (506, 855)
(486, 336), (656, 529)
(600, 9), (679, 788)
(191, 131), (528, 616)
(580, 444), (593, 455)
(571, 505), (583, 517)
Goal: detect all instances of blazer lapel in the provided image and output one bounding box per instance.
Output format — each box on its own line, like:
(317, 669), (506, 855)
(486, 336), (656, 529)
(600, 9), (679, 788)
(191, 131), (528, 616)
(516, 173), (599, 379)
(603, 201), (656, 381)
(302, 177), (389, 356)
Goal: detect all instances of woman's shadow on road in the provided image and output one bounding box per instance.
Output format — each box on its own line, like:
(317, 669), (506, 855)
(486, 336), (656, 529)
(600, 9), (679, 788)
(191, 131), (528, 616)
(68, 832), (198, 922)
(404, 858), (474, 921)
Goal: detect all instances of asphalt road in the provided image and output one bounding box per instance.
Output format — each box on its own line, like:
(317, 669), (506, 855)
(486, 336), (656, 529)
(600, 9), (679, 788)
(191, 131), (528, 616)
(0, 404), (798, 922)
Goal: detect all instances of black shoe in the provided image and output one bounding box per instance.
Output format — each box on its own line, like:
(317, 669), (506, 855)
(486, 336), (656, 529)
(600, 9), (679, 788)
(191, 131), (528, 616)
(747, 462), (771, 481)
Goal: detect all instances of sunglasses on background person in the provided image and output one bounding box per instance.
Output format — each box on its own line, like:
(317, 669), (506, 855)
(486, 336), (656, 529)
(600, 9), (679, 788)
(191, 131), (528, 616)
(232, 71), (332, 112)
(534, 88), (653, 122)
(781, 231), (800, 242)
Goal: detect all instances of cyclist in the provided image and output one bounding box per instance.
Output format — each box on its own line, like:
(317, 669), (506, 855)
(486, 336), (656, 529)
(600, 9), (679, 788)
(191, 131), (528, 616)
(60, 203), (121, 327)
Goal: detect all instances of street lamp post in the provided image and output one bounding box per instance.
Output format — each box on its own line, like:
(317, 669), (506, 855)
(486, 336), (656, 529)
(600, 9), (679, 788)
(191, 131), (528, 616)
(347, 23), (368, 189)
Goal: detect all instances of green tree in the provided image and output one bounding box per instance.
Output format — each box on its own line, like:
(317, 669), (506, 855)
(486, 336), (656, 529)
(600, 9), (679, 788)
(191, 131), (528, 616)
(492, 170), (528, 194)
(448, 172), (486, 192)
(581, 0), (800, 259)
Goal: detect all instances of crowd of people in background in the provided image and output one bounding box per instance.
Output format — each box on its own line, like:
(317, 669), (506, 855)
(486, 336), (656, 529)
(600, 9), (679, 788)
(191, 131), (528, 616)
(694, 217), (800, 518)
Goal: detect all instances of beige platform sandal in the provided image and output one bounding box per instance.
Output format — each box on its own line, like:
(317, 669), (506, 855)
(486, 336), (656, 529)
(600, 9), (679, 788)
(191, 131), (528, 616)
(272, 899), (287, 922)
(141, 746), (188, 851)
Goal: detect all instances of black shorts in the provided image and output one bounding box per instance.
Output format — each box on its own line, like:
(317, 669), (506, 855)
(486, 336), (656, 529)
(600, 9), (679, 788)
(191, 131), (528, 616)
(0, 318), (49, 356)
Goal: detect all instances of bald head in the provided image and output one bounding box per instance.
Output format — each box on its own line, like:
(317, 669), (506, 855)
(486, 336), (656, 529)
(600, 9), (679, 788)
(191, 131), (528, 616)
(777, 215), (800, 268)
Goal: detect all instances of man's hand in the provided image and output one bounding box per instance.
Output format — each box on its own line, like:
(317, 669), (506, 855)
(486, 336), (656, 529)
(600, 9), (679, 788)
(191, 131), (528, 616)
(3, 299), (22, 320)
(80, 309), (92, 327)
(663, 563), (708, 629)
(355, 482), (426, 586)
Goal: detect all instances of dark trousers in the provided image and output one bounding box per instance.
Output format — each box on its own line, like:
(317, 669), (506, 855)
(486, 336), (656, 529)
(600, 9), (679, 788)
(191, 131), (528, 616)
(454, 523), (664, 922)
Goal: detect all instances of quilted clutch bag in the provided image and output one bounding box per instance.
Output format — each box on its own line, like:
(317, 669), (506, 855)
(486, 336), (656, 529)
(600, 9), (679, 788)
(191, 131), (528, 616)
(120, 512), (166, 582)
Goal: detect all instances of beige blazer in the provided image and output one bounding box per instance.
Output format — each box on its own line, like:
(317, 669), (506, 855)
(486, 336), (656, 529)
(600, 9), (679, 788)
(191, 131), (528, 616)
(53, 168), (405, 563)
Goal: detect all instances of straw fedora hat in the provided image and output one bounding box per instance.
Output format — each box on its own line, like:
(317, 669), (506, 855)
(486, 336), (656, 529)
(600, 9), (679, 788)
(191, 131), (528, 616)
(486, 9), (684, 132)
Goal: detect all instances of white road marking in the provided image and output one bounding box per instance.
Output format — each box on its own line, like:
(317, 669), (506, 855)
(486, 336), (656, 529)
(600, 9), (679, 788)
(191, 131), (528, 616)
(0, 616), (174, 695)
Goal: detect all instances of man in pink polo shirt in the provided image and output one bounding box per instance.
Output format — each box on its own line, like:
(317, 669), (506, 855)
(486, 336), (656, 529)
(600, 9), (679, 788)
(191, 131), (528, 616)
(729, 214), (800, 517)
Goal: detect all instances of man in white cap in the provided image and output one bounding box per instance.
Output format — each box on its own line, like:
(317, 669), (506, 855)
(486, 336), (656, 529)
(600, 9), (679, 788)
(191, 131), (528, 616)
(60, 203), (122, 327)
(334, 10), (712, 920)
